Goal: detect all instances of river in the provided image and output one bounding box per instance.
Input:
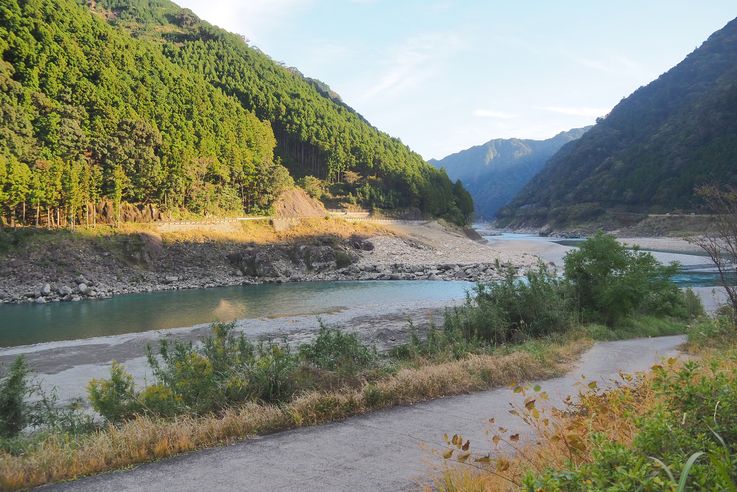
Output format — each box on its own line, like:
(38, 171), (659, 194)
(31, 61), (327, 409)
(0, 233), (728, 349)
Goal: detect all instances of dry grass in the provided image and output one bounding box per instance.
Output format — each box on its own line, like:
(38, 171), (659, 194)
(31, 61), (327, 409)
(431, 340), (737, 492)
(149, 218), (391, 245)
(0, 338), (589, 490)
(432, 369), (662, 491)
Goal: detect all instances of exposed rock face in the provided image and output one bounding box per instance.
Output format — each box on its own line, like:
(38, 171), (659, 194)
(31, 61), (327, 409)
(228, 240), (359, 279)
(96, 201), (163, 224)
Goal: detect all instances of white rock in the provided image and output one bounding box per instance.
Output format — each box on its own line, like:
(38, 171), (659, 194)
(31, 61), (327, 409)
(78, 283), (89, 294)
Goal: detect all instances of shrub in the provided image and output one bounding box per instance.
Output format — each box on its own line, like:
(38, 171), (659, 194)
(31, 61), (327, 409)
(445, 263), (572, 345)
(249, 342), (298, 403)
(299, 323), (377, 375)
(0, 357), (31, 438)
(87, 361), (142, 424)
(298, 176), (325, 200)
(146, 322), (254, 413)
(564, 231), (691, 325)
(334, 250), (354, 269)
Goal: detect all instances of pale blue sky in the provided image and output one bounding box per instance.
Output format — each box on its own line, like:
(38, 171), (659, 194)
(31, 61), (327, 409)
(176, 0), (735, 160)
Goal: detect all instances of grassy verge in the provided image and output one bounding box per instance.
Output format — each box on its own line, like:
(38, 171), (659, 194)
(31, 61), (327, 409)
(434, 317), (737, 491)
(0, 232), (703, 489)
(0, 335), (589, 490)
(0, 217), (389, 255)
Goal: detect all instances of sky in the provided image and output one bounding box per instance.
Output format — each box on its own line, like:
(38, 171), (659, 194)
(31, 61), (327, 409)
(175, 0), (735, 160)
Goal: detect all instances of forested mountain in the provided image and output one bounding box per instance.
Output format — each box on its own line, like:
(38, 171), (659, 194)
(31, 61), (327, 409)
(0, 0), (471, 227)
(430, 128), (588, 218)
(497, 17), (737, 229)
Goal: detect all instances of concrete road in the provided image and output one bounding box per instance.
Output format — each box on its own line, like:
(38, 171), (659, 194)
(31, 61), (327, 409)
(44, 335), (685, 492)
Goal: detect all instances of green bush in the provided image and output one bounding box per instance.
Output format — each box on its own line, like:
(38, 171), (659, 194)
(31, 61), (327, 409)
(564, 232), (690, 325)
(298, 176), (325, 200)
(525, 351), (737, 490)
(87, 361), (142, 423)
(334, 250), (354, 269)
(299, 323), (377, 375)
(0, 357), (31, 438)
(249, 343), (298, 403)
(445, 264), (572, 345)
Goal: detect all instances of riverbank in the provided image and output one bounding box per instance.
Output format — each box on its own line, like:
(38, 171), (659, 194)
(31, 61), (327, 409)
(0, 219), (534, 305)
(34, 336), (685, 492)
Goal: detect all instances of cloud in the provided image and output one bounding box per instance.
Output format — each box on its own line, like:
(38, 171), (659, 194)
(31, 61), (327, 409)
(561, 50), (643, 76)
(538, 106), (609, 117)
(472, 109), (518, 119)
(359, 32), (466, 102)
(176, 0), (312, 42)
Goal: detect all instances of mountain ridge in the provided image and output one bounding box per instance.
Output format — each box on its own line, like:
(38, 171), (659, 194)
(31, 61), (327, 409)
(431, 128), (589, 218)
(497, 17), (737, 229)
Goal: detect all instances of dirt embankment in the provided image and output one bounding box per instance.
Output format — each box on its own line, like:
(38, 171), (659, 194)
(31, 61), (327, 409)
(0, 215), (533, 305)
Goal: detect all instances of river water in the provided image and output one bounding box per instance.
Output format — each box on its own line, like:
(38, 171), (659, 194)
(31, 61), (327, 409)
(0, 233), (727, 348)
(0, 280), (474, 347)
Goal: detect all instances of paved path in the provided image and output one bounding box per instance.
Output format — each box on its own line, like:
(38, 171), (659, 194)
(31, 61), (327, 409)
(45, 336), (685, 492)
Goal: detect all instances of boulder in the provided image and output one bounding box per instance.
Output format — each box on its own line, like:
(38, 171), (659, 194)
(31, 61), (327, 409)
(40, 283), (51, 296)
(302, 245), (336, 271)
(78, 283), (89, 295)
(58, 285), (73, 296)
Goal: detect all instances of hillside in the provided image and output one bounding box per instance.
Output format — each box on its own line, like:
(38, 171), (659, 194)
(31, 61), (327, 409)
(86, 0), (472, 223)
(0, 0), (471, 227)
(430, 128), (588, 218)
(497, 17), (737, 229)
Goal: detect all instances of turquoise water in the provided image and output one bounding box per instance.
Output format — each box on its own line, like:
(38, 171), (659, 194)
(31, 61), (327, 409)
(0, 280), (474, 347)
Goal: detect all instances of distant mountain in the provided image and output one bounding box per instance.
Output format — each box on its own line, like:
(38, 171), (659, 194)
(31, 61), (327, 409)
(497, 17), (737, 229)
(430, 128), (589, 218)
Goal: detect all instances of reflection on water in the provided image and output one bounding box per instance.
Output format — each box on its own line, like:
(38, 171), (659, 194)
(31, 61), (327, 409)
(0, 280), (473, 348)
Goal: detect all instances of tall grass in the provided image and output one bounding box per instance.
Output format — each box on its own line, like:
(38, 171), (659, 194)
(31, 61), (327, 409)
(0, 338), (590, 490)
(433, 318), (737, 491)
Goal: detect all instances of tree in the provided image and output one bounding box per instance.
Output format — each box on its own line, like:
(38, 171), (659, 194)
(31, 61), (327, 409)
(564, 232), (681, 325)
(3, 157), (31, 226)
(692, 186), (737, 321)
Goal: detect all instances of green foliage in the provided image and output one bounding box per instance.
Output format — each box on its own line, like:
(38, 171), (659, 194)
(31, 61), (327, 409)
(499, 18), (737, 227)
(298, 176), (325, 200)
(444, 264), (572, 345)
(299, 323), (377, 375)
(1, 356), (93, 450)
(0, 0), (473, 226)
(86, 0), (473, 224)
(0, 357), (31, 438)
(564, 232), (689, 325)
(87, 361), (142, 424)
(525, 347), (737, 490)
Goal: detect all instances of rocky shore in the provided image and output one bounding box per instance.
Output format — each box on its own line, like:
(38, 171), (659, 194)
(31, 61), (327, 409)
(0, 220), (530, 305)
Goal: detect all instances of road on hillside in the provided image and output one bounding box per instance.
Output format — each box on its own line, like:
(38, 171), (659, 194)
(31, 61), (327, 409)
(45, 336), (685, 492)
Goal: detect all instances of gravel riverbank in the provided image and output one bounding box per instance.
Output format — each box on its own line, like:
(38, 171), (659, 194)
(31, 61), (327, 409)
(0, 220), (534, 305)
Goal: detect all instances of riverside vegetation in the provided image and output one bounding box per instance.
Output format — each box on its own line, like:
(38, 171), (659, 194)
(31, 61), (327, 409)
(0, 233), (703, 489)
(435, 316), (737, 491)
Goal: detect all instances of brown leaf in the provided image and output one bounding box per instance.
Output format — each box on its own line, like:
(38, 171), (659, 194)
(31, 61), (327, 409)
(525, 399), (536, 410)
(462, 440), (470, 451)
(510, 433), (520, 442)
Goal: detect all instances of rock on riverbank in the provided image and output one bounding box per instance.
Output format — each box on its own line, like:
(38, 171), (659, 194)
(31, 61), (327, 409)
(0, 220), (532, 305)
